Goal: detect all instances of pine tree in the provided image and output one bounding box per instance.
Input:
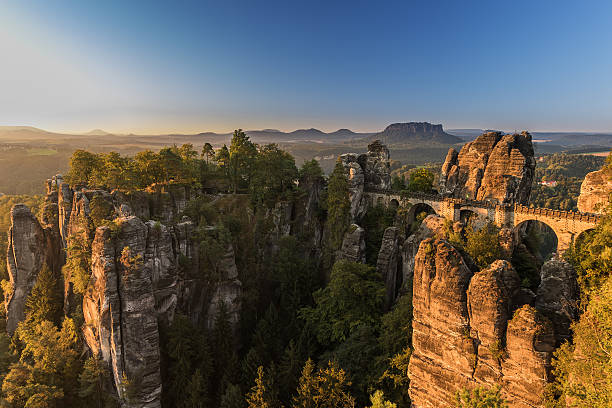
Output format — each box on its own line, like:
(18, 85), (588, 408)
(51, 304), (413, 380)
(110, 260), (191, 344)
(246, 366), (272, 408)
(24, 264), (62, 326)
(292, 359), (355, 408)
(326, 159), (351, 251)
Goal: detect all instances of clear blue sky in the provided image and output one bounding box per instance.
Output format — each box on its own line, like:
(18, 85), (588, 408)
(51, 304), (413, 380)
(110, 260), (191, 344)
(1, 0), (612, 134)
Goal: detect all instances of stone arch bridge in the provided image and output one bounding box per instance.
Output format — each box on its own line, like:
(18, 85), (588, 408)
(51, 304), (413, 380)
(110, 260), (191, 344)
(364, 190), (601, 253)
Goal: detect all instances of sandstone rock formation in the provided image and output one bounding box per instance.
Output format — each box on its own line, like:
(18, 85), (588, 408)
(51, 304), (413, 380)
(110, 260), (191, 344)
(376, 226), (401, 307)
(577, 166), (612, 214)
(501, 305), (555, 408)
(359, 140), (391, 191)
(339, 153), (367, 221)
(535, 257), (579, 345)
(409, 239), (555, 408)
(338, 224), (366, 263)
(6, 205), (48, 334)
(84, 217), (165, 408)
(339, 140), (391, 221)
(439, 131), (535, 205)
(401, 214), (449, 285)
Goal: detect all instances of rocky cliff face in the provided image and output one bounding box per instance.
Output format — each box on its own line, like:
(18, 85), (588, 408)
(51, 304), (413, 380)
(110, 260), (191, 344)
(4, 177), (246, 407)
(376, 226), (401, 307)
(339, 140), (392, 221)
(408, 239), (556, 408)
(439, 131), (535, 205)
(577, 166), (612, 214)
(6, 205), (48, 334)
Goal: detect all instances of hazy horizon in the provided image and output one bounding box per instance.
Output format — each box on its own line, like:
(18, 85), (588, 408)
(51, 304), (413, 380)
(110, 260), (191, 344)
(2, 1), (612, 134)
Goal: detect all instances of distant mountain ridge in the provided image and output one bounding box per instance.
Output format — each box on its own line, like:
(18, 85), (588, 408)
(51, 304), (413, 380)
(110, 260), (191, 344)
(366, 122), (462, 145)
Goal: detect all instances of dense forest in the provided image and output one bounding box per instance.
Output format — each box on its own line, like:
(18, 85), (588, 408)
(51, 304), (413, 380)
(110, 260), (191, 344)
(0, 132), (608, 407)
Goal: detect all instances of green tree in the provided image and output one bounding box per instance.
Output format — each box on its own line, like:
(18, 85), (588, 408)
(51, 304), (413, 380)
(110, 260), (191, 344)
(551, 274), (612, 406)
(24, 264), (62, 327)
(63, 234), (92, 296)
(65, 150), (101, 187)
(463, 223), (503, 269)
(368, 390), (396, 408)
(326, 159), (351, 251)
(246, 366), (280, 408)
(133, 150), (164, 187)
(407, 168), (434, 193)
(455, 386), (507, 408)
(202, 143), (215, 164)
(292, 359), (355, 408)
(300, 260), (385, 346)
(229, 129), (257, 193)
(79, 355), (114, 408)
(250, 144), (298, 207)
(3, 319), (82, 408)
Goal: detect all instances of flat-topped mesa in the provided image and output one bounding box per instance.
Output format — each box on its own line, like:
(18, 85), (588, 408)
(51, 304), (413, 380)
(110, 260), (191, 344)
(439, 131), (535, 205)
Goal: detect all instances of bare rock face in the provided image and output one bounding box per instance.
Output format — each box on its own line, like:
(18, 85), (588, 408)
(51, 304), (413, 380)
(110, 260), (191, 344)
(206, 242), (242, 330)
(577, 166), (612, 214)
(467, 260), (520, 383)
(439, 131), (535, 205)
(339, 141), (392, 221)
(84, 217), (166, 408)
(376, 227), (401, 307)
(401, 214), (448, 284)
(501, 305), (555, 408)
(535, 257), (579, 345)
(293, 173), (326, 257)
(408, 239), (475, 407)
(339, 153), (367, 221)
(359, 140), (391, 191)
(409, 240), (557, 408)
(338, 224), (366, 263)
(5, 205), (47, 334)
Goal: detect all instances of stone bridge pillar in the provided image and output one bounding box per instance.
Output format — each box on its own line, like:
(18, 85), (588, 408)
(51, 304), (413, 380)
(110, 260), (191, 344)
(495, 205), (514, 229)
(439, 199), (458, 222)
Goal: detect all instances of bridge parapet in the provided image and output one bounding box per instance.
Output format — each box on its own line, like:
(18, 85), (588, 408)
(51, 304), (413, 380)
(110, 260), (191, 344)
(514, 204), (602, 224)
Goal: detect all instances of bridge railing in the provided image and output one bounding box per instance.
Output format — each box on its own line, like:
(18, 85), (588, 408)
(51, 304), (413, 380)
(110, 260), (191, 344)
(365, 189), (602, 224)
(514, 204), (602, 223)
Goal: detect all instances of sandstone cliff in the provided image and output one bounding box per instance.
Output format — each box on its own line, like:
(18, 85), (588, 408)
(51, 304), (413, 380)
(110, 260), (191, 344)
(339, 140), (392, 221)
(439, 131), (535, 205)
(577, 165), (612, 214)
(408, 239), (555, 408)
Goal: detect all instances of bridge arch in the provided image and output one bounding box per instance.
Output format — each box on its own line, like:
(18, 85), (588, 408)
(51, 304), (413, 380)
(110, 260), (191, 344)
(513, 219), (558, 260)
(407, 202), (437, 229)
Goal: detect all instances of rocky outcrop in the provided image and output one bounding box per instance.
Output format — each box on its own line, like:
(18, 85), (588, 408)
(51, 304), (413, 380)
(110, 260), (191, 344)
(439, 131), (535, 205)
(338, 224), (366, 263)
(206, 242), (242, 330)
(339, 141), (391, 221)
(359, 140), (391, 191)
(501, 306), (555, 408)
(84, 217), (165, 408)
(535, 258), (579, 345)
(376, 227), (401, 307)
(409, 239), (556, 408)
(5, 205), (48, 334)
(408, 239), (475, 407)
(577, 166), (612, 214)
(339, 153), (367, 221)
(467, 261), (520, 383)
(401, 214), (449, 285)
